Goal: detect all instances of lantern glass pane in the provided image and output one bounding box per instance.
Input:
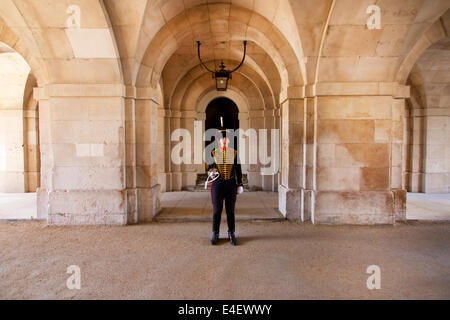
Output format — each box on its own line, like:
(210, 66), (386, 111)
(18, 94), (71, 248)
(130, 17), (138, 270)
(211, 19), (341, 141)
(216, 76), (228, 91)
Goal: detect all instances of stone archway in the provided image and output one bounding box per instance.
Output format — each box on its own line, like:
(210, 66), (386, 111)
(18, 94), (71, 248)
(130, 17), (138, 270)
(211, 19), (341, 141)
(196, 90), (251, 179)
(0, 41), (40, 220)
(205, 97), (239, 156)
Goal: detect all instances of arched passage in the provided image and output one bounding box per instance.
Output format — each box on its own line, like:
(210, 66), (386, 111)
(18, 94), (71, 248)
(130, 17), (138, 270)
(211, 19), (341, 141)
(404, 35), (450, 194)
(204, 97), (240, 174)
(205, 96), (239, 135)
(129, 1), (301, 223)
(0, 41), (40, 220)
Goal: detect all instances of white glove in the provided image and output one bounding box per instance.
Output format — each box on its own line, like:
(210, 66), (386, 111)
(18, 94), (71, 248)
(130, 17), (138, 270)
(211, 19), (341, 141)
(237, 186), (244, 195)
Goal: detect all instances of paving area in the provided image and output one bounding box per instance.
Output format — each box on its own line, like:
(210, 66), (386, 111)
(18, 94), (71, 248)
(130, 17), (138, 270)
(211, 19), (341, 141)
(156, 191), (284, 222)
(0, 193), (37, 220)
(0, 220), (449, 299)
(1, 192), (449, 222)
(407, 193), (450, 221)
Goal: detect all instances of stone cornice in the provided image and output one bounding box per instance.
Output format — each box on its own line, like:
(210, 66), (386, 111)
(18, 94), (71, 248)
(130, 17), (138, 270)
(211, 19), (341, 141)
(279, 82), (410, 104)
(33, 84), (126, 100)
(33, 84), (162, 105)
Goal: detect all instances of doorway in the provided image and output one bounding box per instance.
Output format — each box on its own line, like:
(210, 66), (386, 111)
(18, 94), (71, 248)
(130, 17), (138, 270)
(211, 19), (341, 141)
(205, 97), (239, 154)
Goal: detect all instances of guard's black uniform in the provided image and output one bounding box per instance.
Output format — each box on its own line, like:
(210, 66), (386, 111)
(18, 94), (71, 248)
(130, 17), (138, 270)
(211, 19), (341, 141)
(208, 147), (243, 234)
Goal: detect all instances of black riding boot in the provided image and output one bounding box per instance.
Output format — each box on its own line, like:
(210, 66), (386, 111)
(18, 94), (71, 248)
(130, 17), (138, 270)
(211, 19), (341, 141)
(228, 232), (237, 246)
(211, 232), (219, 245)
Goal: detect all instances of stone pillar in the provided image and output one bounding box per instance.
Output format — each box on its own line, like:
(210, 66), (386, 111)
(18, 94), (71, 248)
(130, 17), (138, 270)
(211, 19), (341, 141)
(180, 111), (197, 189)
(125, 86), (137, 223)
(0, 105), (25, 192)
(274, 108), (281, 192)
(238, 110), (249, 175)
(392, 98), (407, 221)
(406, 101), (425, 192)
(278, 90), (305, 220)
(262, 109), (276, 191)
(405, 84), (449, 194)
(157, 107), (169, 192)
(34, 84), (128, 225)
(304, 94), (316, 222)
(134, 88), (161, 222)
(0, 51), (29, 193)
(195, 112), (206, 175)
(247, 109), (264, 190)
(313, 82), (409, 225)
(34, 90), (51, 219)
(23, 106), (40, 192)
(422, 107), (449, 193)
(170, 111), (182, 191)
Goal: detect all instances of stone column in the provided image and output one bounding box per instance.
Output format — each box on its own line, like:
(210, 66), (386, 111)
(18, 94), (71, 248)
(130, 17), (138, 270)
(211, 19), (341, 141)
(124, 86), (137, 223)
(261, 109), (276, 191)
(180, 111), (197, 189)
(195, 112), (206, 175)
(313, 82), (409, 225)
(157, 107), (169, 192)
(238, 111), (249, 175)
(422, 105), (449, 193)
(170, 111), (182, 191)
(406, 100), (425, 192)
(278, 88), (305, 220)
(23, 106), (40, 193)
(134, 87), (161, 222)
(274, 108), (281, 192)
(405, 83), (450, 194)
(34, 84), (128, 225)
(304, 92), (317, 222)
(0, 105), (25, 192)
(392, 97), (407, 221)
(0, 52), (29, 193)
(247, 109), (264, 190)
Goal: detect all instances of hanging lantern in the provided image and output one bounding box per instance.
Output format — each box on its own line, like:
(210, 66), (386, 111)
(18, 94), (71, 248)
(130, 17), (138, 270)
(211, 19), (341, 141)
(197, 40), (247, 92)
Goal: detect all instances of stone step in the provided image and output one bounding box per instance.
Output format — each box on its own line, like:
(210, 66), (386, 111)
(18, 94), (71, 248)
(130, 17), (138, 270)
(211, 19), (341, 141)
(191, 173), (249, 192)
(196, 173), (249, 184)
(154, 216), (285, 223)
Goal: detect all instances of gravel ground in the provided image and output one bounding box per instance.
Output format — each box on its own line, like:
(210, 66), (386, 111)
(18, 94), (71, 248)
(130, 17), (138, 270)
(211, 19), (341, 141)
(0, 220), (449, 299)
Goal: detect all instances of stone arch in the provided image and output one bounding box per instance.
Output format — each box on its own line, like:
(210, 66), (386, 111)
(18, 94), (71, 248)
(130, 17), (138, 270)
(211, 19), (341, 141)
(0, 18), (48, 86)
(131, 1), (302, 219)
(396, 9), (450, 84)
(176, 67), (271, 112)
(135, 3), (305, 89)
(403, 34), (450, 194)
(162, 41), (282, 106)
(0, 41), (40, 194)
(197, 90), (250, 115)
(315, 2), (450, 84)
(396, 9), (450, 195)
(196, 88), (252, 176)
(1, 0), (123, 86)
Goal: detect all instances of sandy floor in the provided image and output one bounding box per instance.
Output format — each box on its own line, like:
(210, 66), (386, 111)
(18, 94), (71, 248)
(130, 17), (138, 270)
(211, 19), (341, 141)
(0, 220), (449, 299)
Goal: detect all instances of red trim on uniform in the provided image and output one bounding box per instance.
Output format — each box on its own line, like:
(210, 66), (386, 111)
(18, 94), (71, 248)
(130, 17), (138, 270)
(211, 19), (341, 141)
(210, 180), (214, 211)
